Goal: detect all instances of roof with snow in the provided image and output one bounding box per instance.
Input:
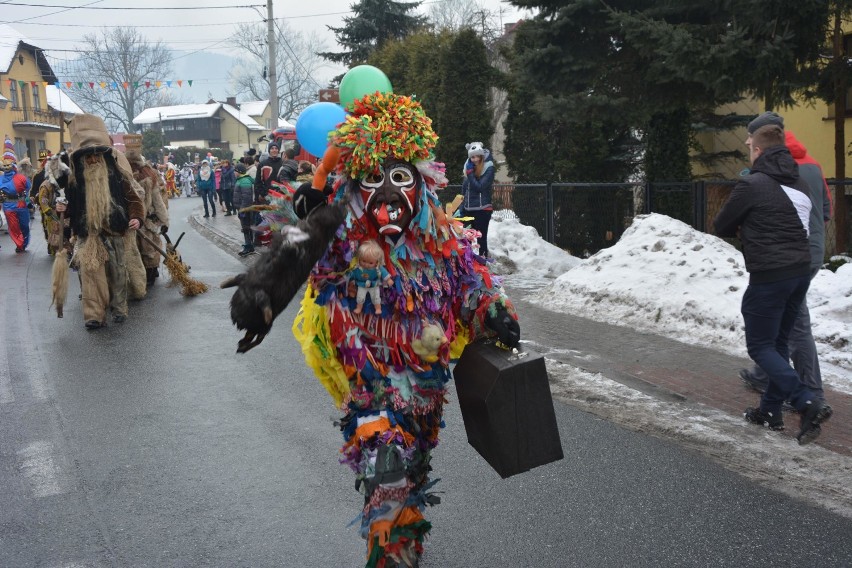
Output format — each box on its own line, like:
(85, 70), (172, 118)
(133, 102), (265, 131)
(0, 25), (28, 73)
(239, 100), (268, 117)
(45, 85), (84, 114)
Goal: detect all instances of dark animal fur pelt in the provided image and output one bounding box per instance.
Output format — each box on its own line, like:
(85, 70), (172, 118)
(221, 203), (345, 353)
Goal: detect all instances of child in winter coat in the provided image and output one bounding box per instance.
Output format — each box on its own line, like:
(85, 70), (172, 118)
(232, 163), (256, 256)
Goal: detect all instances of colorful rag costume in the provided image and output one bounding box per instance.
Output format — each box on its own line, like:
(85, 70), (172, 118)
(290, 93), (519, 567)
(1, 136), (32, 252)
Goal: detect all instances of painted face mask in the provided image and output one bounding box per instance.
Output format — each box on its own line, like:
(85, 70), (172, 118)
(358, 159), (420, 236)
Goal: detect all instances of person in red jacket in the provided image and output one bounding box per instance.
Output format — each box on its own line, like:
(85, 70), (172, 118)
(1, 137), (32, 253)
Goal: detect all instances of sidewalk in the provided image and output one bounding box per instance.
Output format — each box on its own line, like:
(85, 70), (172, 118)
(190, 208), (852, 458)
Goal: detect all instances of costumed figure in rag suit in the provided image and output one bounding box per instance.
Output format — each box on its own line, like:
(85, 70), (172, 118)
(164, 161), (178, 199)
(1, 136), (32, 253)
(37, 152), (71, 256)
(64, 114), (145, 329)
(126, 150), (170, 287)
(229, 93), (522, 567)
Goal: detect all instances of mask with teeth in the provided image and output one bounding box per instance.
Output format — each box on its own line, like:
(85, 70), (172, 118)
(357, 159), (420, 236)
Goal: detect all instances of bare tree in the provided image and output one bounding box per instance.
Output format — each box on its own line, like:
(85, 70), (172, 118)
(427, 0), (499, 38)
(229, 20), (329, 120)
(70, 27), (173, 132)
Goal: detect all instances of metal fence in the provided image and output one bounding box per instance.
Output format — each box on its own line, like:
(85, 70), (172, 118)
(442, 180), (851, 258)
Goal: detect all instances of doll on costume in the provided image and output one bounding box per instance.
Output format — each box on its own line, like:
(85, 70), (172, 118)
(225, 91), (520, 568)
(349, 240), (393, 315)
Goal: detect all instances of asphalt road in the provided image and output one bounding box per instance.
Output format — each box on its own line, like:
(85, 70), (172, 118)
(2, 198), (851, 568)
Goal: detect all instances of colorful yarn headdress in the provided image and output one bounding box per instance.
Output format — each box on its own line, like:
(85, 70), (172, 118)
(330, 93), (438, 180)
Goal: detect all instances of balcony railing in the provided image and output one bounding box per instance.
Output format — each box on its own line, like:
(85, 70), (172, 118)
(10, 108), (62, 130)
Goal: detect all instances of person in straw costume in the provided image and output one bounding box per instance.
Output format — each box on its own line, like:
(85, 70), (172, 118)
(60, 114), (144, 329)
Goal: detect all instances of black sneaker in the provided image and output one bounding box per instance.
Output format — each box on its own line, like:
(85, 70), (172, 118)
(796, 401), (833, 446)
(739, 369), (767, 394)
(744, 407), (784, 431)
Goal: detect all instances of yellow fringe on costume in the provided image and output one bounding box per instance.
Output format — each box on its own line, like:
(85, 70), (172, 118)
(292, 285), (350, 406)
(449, 325), (471, 360)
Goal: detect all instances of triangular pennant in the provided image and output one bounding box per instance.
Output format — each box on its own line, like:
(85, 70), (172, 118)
(54, 82), (61, 88)
(112, 82), (118, 89)
(42, 81), (49, 87)
(31, 81), (37, 87)
(155, 81), (161, 88)
(166, 80), (172, 87)
(145, 81), (151, 88)
(177, 80), (182, 87)
(187, 80), (193, 87)
(76, 82), (82, 88)
(100, 82), (107, 88)
(18, 81), (26, 88)
(89, 82), (95, 89)
(6, 79), (11, 85)
(122, 82), (129, 89)
(132, 81), (139, 88)
(65, 82), (72, 88)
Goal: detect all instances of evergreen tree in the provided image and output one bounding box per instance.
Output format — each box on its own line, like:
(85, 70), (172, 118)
(506, 0), (829, 181)
(320, 0), (427, 68)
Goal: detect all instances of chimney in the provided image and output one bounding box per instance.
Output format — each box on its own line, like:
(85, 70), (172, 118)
(226, 96), (238, 108)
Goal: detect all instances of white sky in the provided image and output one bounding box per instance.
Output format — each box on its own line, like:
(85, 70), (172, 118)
(0, 0), (532, 97)
(489, 211), (852, 516)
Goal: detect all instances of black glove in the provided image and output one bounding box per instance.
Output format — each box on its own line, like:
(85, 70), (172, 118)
(293, 182), (327, 219)
(160, 225), (169, 235)
(485, 305), (520, 347)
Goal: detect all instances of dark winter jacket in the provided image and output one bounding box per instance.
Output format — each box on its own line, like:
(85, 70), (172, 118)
(254, 155), (284, 200)
(278, 158), (299, 183)
(219, 165), (236, 191)
(713, 145), (811, 284)
(232, 173), (255, 210)
(785, 131), (832, 271)
(461, 151), (495, 211)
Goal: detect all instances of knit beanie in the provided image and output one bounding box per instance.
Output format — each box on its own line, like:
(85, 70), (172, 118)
(3, 136), (17, 165)
(747, 111), (784, 135)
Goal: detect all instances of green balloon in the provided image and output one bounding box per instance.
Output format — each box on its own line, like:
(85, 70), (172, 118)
(339, 65), (393, 107)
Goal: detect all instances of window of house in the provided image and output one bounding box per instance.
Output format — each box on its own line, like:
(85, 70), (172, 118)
(9, 81), (19, 108)
(38, 140), (46, 152)
(32, 84), (40, 110)
(174, 121), (185, 131)
(163, 122), (175, 131)
(14, 138), (25, 158)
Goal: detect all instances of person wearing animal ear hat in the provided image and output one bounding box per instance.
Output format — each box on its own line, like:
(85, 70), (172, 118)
(62, 114), (144, 329)
(1, 136), (32, 253)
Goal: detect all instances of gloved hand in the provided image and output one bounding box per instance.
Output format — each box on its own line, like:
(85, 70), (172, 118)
(293, 182), (327, 219)
(160, 225), (169, 235)
(485, 305), (520, 348)
(465, 161), (474, 176)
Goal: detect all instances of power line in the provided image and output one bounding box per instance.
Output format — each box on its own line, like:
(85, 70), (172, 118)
(2, 1), (263, 9)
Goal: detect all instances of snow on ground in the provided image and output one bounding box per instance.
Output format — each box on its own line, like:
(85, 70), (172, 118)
(489, 212), (852, 395)
(488, 212), (852, 515)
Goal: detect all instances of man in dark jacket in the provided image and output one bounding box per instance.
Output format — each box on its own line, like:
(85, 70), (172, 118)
(739, 118), (833, 406)
(278, 147), (299, 184)
(253, 140), (285, 202)
(714, 124), (832, 445)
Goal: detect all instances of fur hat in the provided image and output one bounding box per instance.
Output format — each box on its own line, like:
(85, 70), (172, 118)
(125, 149), (147, 169)
(46, 153), (71, 185)
(747, 111), (784, 135)
(3, 136), (17, 166)
(465, 141), (486, 158)
(17, 156), (34, 178)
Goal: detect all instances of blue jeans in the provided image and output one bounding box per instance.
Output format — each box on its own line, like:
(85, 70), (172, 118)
(741, 274), (814, 414)
(198, 188), (216, 216)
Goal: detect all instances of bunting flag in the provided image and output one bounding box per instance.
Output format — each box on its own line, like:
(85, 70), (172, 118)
(6, 77), (198, 90)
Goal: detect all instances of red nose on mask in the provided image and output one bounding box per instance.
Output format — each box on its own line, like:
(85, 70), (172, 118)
(375, 206), (390, 225)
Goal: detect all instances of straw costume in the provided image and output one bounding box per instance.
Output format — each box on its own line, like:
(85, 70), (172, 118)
(291, 93), (521, 567)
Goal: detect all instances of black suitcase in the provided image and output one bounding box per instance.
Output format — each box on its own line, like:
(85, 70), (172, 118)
(453, 341), (564, 478)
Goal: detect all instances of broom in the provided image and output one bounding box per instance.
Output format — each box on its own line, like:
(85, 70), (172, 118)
(136, 230), (208, 296)
(49, 210), (69, 318)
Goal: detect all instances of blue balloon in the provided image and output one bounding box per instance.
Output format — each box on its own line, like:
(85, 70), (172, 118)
(295, 102), (347, 158)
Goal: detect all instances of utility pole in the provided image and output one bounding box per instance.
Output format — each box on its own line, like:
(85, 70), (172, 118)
(267, 0), (279, 130)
